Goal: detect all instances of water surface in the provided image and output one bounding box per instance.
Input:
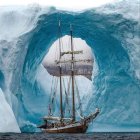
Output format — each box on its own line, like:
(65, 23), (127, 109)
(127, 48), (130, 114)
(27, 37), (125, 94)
(0, 132), (140, 140)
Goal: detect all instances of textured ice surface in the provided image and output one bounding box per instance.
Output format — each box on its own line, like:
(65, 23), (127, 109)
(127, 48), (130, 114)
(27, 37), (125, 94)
(0, 0), (139, 132)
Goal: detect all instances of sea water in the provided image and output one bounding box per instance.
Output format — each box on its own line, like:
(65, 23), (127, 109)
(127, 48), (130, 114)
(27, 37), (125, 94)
(0, 132), (140, 140)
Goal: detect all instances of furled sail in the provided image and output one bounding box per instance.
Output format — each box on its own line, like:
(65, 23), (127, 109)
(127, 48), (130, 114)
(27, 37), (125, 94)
(43, 116), (72, 121)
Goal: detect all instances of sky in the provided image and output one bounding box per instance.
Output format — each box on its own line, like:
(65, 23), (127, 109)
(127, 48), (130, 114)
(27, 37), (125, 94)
(0, 0), (117, 10)
(43, 35), (93, 65)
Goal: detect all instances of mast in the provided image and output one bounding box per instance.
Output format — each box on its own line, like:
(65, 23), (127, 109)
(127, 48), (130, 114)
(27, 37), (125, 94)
(70, 24), (76, 121)
(58, 20), (63, 121)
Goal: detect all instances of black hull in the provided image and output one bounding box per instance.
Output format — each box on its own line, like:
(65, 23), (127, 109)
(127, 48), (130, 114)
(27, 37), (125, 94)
(39, 109), (100, 133)
(43, 122), (88, 133)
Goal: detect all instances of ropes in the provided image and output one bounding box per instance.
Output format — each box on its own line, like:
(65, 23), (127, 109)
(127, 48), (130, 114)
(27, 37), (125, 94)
(62, 77), (71, 117)
(48, 77), (58, 116)
(75, 78), (83, 117)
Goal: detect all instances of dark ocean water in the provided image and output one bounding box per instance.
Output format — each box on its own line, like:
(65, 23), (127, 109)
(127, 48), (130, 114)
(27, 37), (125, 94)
(0, 132), (140, 140)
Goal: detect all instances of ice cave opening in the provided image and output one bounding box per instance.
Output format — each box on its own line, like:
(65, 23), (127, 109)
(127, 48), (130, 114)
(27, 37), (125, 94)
(19, 11), (140, 131)
(41, 35), (95, 117)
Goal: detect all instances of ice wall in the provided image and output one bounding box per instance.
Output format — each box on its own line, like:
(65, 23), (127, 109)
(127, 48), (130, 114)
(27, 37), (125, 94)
(0, 88), (20, 132)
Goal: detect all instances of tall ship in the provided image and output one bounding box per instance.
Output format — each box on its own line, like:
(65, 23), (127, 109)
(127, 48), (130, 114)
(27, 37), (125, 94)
(38, 20), (100, 133)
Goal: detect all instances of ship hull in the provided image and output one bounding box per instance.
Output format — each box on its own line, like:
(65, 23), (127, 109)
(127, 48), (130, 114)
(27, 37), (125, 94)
(39, 109), (100, 133)
(42, 122), (88, 133)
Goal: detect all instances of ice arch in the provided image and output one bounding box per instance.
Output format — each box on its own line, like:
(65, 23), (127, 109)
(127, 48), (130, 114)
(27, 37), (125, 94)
(23, 11), (130, 84)
(18, 10), (139, 131)
(0, 2), (139, 132)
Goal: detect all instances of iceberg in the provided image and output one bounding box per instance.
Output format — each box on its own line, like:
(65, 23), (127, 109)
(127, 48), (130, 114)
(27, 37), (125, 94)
(0, 88), (20, 132)
(0, 0), (139, 132)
